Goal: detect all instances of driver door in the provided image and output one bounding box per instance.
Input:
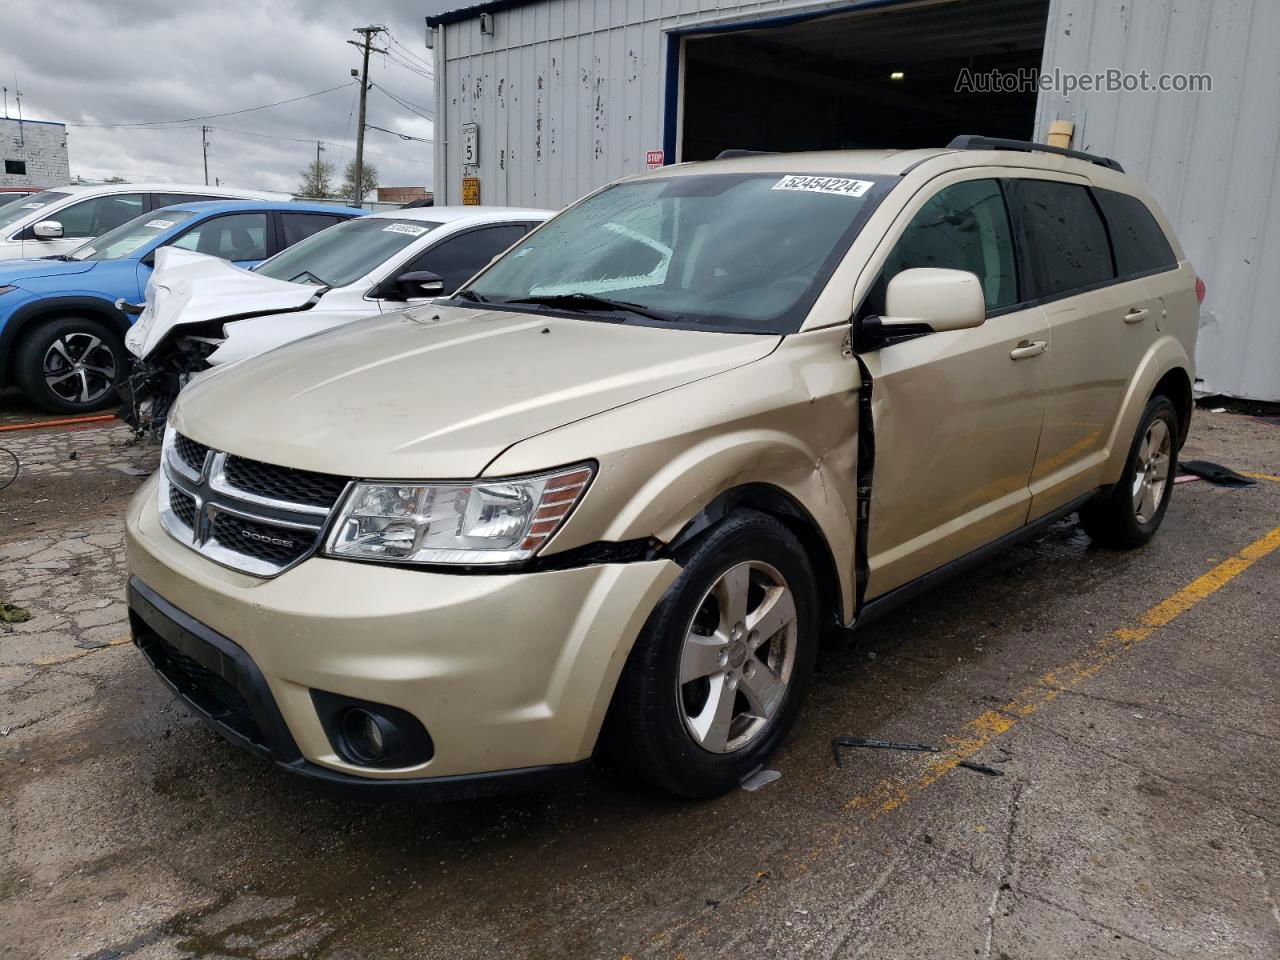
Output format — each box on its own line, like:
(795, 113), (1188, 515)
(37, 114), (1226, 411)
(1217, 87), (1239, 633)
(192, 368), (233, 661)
(859, 175), (1050, 599)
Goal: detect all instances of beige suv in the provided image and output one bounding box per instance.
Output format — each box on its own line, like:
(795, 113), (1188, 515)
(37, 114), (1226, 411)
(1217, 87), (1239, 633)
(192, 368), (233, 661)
(125, 138), (1200, 797)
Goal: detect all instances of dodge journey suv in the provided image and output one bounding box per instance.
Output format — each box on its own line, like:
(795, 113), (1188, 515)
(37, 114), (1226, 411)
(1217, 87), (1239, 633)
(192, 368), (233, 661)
(125, 137), (1200, 797)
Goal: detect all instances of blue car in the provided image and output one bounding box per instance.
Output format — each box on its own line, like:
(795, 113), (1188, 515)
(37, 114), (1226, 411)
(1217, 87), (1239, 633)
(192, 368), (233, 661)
(0, 200), (365, 413)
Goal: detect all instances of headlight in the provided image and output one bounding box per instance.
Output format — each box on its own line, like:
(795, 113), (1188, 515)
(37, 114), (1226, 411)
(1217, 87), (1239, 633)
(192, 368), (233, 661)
(324, 463), (594, 565)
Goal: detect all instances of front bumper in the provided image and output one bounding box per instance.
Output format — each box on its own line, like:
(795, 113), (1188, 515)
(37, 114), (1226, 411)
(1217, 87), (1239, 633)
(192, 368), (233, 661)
(125, 474), (679, 786)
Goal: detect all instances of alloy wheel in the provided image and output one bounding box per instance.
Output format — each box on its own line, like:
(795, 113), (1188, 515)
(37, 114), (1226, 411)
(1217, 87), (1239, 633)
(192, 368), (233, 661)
(1131, 417), (1172, 523)
(677, 560), (798, 754)
(43, 332), (117, 405)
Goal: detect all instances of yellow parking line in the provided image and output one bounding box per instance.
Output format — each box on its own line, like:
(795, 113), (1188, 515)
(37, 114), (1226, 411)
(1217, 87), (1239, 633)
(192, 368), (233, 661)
(1243, 471), (1280, 484)
(848, 523), (1280, 815)
(638, 525), (1280, 955)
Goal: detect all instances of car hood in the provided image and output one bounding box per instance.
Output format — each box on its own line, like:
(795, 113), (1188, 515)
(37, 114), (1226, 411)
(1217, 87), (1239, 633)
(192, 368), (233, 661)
(0, 257), (98, 284)
(172, 303), (780, 478)
(125, 247), (321, 358)
(207, 307), (379, 367)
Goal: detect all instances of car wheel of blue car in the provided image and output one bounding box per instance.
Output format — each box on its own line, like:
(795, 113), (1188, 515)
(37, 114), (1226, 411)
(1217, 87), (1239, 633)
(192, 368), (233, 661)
(15, 317), (127, 414)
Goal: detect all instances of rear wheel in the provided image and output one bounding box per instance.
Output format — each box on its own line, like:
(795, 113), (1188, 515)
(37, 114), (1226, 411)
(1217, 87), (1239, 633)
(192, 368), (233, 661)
(613, 510), (819, 797)
(14, 317), (126, 414)
(1079, 395), (1179, 548)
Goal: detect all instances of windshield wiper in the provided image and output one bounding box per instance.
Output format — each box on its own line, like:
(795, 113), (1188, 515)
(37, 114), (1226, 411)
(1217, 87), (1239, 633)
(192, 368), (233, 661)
(42, 254), (75, 262)
(287, 270), (328, 286)
(497, 292), (677, 323)
(452, 289), (490, 304)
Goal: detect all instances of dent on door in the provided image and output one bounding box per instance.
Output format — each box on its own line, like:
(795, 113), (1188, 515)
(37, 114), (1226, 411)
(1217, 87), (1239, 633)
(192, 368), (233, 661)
(860, 303), (1051, 599)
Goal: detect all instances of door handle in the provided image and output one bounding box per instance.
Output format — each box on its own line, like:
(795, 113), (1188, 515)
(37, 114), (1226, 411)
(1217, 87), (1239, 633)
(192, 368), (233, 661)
(1124, 307), (1150, 324)
(1010, 339), (1047, 360)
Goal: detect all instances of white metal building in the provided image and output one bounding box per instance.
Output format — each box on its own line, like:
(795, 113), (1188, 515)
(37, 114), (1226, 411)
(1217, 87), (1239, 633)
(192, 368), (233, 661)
(428, 0), (1280, 401)
(0, 117), (70, 188)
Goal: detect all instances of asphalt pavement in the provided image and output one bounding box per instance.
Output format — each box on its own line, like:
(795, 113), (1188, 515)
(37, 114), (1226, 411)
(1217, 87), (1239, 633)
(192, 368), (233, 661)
(1, 407), (1277, 959)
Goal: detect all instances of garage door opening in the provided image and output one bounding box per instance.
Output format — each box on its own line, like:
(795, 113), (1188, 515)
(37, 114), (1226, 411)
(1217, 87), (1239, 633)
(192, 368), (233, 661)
(679, 0), (1050, 161)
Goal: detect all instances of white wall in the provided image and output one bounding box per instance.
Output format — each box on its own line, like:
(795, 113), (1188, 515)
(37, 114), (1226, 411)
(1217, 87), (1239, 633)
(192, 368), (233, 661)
(1037, 0), (1280, 401)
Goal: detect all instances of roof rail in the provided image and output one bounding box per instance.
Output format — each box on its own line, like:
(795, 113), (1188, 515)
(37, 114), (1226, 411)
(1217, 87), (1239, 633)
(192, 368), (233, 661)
(715, 149), (777, 160)
(946, 135), (1124, 173)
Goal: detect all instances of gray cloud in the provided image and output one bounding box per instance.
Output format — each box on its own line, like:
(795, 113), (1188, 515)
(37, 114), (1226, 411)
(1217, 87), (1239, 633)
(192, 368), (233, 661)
(2, 0), (442, 194)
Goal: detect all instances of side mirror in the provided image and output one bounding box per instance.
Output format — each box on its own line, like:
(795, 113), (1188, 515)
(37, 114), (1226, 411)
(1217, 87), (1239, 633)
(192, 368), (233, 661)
(388, 270), (444, 300)
(879, 267), (986, 333)
(32, 220), (64, 240)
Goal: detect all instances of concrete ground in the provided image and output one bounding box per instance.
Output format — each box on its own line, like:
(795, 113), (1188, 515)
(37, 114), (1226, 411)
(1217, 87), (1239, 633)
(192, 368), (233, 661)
(1, 409), (1277, 960)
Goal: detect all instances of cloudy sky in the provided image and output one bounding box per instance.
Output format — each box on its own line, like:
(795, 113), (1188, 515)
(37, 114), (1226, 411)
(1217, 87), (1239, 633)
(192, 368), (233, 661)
(2, 0), (462, 194)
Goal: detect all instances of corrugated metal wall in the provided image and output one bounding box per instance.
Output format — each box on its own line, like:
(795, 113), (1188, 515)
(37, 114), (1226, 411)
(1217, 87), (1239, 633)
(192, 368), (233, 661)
(432, 0), (879, 210)
(1036, 0), (1280, 400)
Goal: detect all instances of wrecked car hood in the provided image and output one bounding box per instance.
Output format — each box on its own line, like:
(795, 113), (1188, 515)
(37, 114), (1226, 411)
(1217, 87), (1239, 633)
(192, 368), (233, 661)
(207, 309), (378, 367)
(172, 303), (780, 478)
(124, 247), (322, 359)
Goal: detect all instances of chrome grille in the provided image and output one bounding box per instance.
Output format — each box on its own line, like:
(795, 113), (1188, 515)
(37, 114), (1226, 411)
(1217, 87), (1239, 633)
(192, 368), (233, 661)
(174, 434), (210, 475)
(159, 430), (349, 577)
(169, 487), (197, 530)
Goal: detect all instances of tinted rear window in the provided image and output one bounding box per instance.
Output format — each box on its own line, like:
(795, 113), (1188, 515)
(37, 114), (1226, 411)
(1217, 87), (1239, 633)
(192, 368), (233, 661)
(1013, 180), (1114, 297)
(1095, 189), (1177, 277)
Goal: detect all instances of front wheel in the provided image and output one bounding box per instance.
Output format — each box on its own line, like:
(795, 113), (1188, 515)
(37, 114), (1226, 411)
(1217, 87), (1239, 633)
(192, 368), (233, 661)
(613, 510), (819, 797)
(14, 317), (127, 414)
(1079, 395), (1179, 548)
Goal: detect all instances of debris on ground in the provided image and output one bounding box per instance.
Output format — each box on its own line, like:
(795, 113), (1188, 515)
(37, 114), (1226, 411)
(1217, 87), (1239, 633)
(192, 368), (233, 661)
(740, 768), (782, 792)
(0, 447), (17, 491)
(833, 736), (1006, 777)
(957, 761), (1005, 777)
(1, 600), (31, 623)
(832, 737), (940, 764)
(1179, 460), (1258, 487)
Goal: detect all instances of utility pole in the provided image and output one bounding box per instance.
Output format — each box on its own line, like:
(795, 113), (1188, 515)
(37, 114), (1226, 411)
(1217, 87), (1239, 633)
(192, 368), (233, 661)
(348, 25), (386, 204)
(201, 125), (211, 185)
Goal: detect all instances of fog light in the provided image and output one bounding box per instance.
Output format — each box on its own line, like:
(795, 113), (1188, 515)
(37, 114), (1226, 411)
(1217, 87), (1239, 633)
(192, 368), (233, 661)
(341, 707), (397, 763)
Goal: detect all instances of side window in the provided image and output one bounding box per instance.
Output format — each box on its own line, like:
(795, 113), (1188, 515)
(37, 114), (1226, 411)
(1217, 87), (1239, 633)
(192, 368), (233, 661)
(169, 212), (269, 261)
(281, 213), (345, 247)
(55, 193), (145, 239)
(881, 179), (1018, 310)
(1011, 180), (1114, 296)
(404, 224), (528, 293)
(1094, 189), (1176, 277)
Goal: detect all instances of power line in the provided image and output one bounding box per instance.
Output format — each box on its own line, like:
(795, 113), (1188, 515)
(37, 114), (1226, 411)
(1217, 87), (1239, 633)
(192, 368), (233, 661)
(386, 33), (434, 74)
(66, 82), (358, 129)
(381, 49), (433, 81)
(365, 123), (433, 144)
(371, 83), (434, 122)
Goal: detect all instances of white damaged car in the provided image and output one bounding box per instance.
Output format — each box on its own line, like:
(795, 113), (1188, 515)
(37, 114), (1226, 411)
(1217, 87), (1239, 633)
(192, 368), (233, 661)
(120, 205), (552, 434)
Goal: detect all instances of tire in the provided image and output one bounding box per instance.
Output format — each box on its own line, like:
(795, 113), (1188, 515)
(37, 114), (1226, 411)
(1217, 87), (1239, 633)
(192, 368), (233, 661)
(1079, 395), (1179, 549)
(14, 317), (127, 414)
(613, 510), (820, 797)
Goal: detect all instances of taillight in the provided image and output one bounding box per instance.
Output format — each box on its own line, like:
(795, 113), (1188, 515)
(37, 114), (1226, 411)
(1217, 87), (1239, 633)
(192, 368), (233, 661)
(1195, 276), (1206, 304)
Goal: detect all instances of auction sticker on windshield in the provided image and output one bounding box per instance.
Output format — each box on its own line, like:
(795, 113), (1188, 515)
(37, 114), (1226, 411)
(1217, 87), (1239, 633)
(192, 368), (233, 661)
(145, 219), (175, 229)
(383, 223), (429, 237)
(772, 175), (875, 198)
(21, 202), (45, 209)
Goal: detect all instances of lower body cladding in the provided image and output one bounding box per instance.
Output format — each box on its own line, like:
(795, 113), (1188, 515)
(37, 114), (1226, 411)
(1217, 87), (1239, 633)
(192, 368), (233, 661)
(125, 475), (680, 794)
